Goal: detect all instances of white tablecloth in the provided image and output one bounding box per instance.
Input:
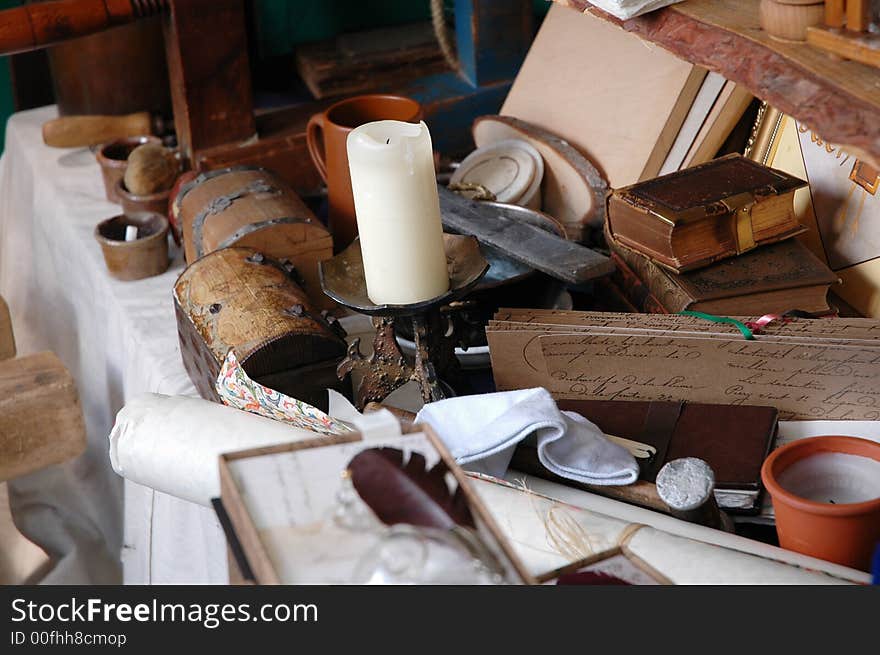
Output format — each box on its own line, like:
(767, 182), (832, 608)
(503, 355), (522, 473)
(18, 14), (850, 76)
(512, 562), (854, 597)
(0, 106), (227, 584)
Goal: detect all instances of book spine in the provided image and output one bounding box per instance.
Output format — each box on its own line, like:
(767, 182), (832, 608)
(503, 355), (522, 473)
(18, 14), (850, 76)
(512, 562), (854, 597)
(610, 253), (667, 314)
(607, 234), (693, 313)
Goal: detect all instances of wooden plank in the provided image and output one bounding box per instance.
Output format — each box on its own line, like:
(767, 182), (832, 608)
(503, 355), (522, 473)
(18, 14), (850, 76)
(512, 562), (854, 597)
(555, 0), (880, 168)
(847, 0), (872, 32)
(163, 0), (256, 165)
(438, 186), (615, 285)
(0, 352), (86, 482)
(295, 22), (449, 99)
(807, 25), (880, 70)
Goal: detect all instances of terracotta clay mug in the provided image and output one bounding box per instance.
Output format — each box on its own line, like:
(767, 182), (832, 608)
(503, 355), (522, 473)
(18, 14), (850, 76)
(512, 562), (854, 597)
(306, 94), (422, 249)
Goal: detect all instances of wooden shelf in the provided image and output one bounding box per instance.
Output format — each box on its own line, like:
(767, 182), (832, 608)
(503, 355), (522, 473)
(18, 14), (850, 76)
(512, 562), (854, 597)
(554, 0), (880, 167)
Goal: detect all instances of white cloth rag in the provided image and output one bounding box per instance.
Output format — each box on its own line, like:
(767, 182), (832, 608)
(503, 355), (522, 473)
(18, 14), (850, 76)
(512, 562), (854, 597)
(415, 387), (639, 486)
(588, 0), (684, 20)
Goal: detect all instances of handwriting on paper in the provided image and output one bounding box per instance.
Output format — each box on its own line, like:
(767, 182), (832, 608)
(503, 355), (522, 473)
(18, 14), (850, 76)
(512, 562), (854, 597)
(539, 334), (880, 420)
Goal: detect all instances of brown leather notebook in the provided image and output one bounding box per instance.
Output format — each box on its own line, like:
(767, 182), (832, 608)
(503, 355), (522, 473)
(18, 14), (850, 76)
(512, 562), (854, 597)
(607, 229), (839, 315)
(513, 399), (778, 514)
(607, 154), (807, 273)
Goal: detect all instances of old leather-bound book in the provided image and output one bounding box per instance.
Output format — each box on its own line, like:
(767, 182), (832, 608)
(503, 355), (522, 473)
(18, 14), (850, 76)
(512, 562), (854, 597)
(607, 154), (808, 273)
(511, 400), (779, 513)
(607, 228), (839, 315)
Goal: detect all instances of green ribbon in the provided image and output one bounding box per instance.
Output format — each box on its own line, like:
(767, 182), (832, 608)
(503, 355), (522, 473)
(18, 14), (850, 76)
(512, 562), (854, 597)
(677, 311), (755, 340)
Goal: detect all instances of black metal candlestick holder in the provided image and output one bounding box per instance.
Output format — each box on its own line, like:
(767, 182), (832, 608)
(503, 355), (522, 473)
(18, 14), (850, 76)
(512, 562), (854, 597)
(319, 234), (489, 409)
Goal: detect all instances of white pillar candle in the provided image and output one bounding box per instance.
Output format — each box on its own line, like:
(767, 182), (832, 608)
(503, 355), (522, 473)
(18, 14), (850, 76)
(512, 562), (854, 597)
(346, 120), (449, 305)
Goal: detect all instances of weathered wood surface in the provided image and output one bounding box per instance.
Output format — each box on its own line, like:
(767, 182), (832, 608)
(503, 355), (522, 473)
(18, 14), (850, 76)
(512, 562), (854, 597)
(0, 351), (86, 482)
(295, 22), (450, 99)
(173, 247), (348, 409)
(0, 0), (164, 56)
(555, 0), (880, 167)
(438, 186), (615, 285)
(807, 25), (880, 70)
(164, 0), (255, 165)
(176, 167), (333, 309)
(195, 100), (336, 197)
(472, 115), (609, 240)
(48, 14), (171, 117)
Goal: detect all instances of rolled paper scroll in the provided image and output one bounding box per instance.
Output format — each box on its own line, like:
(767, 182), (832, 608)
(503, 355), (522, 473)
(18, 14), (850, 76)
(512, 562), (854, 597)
(109, 393), (325, 506)
(475, 472), (870, 584)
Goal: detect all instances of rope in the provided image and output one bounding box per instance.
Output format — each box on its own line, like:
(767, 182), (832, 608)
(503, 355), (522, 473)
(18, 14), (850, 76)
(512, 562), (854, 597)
(430, 0), (459, 71)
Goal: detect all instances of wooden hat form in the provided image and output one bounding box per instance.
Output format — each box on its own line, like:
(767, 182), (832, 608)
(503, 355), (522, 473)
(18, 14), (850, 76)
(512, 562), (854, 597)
(472, 115), (609, 243)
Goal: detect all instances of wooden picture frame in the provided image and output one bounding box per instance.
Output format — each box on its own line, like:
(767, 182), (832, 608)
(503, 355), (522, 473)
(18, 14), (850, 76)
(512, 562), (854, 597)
(217, 425), (537, 585)
(536, 546), (672, 586)
(747, 103), (880, 317)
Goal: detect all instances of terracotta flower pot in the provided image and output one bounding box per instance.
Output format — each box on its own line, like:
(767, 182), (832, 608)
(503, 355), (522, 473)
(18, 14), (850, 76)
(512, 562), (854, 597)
(95, 136), (161, 203)
(762, 435), (880, 571)
(94, 213), (170, 281)
(116, 178), (171, 216)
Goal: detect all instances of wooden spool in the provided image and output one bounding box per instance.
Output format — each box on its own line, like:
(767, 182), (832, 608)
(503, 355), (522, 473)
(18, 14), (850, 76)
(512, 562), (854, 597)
(760, 0), (826, 41)
(175, 166), (333, 308)
(173, 247), (350, 411)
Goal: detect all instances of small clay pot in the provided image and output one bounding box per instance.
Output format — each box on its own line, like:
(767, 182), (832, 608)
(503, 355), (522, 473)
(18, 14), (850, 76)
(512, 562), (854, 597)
(759, 0), (825, 41)
(94, 212), (170, 281)
(762, 435), (880, 571)
(95, 136), (161, 203)
(116, 178), (171, 216)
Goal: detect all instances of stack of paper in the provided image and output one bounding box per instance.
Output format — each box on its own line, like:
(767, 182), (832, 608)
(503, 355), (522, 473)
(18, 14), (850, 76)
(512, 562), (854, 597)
(487, 309), (880, 421)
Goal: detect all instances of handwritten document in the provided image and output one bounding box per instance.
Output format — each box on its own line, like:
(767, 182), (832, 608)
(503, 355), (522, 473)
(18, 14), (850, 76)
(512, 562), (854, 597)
(538, 333), (880, 420)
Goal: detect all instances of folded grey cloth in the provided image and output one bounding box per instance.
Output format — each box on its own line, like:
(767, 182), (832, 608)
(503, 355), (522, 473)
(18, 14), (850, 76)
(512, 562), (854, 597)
(415, 387), (638, 486)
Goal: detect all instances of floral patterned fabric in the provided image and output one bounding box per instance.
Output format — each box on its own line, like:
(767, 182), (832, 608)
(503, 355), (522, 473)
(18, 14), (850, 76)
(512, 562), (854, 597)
(215, 349), (352, 436)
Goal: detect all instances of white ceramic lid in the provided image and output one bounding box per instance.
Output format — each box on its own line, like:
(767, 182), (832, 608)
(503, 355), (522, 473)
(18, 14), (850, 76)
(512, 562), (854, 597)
(450, 139), (544, 206)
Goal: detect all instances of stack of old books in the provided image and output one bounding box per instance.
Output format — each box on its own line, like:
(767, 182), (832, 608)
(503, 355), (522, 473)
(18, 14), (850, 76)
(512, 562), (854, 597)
(605, 153), (839, 315)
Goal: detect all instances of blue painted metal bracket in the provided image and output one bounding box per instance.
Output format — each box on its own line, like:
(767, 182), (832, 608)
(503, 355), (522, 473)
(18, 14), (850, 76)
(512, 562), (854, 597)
(405, 0), (534, 155)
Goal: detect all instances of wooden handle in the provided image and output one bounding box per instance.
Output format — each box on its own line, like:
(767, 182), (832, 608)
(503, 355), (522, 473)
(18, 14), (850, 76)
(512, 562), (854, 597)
(42, 112), (153, 148)
(0, 0), (168, 56)
(364, 402), (418, 432)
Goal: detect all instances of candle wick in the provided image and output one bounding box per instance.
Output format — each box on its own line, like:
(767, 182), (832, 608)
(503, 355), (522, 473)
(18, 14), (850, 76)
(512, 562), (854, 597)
(386, 138), (390, 144)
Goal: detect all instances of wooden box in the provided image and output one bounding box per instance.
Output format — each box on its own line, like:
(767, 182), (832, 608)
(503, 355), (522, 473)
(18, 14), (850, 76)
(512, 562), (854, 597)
(216, 425), (535, 585)
(607, 154), (808, 273)
(174, 166), (333, 308)
(173, 247), (349, 411)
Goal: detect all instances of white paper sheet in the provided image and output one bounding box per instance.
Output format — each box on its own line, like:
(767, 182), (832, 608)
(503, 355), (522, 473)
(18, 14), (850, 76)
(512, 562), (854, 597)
(586, 0), (683, 20)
